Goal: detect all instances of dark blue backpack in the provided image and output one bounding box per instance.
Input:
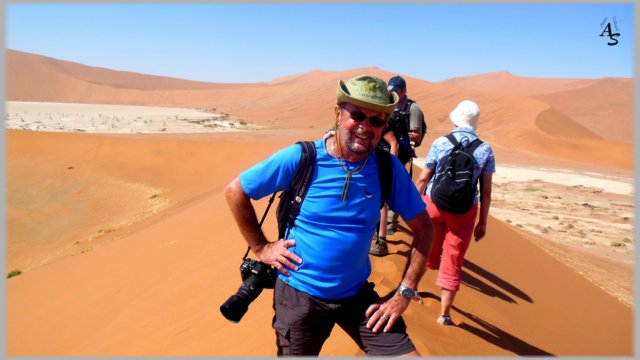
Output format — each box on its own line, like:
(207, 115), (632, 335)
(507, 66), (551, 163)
(430, 134), (483, 214)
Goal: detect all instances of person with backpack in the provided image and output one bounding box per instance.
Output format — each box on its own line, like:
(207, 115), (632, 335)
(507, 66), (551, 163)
(370, 75), (427, 256)
(224, 74), (434, 356)
(414, 100), (495, 326)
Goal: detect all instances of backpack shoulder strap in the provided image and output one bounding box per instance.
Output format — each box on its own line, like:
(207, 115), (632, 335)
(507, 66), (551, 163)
(279, 141), (316, 239)
(290, 141), (316, 201)
(374, 147), (393, 208)
(403, 98), (415, 113)
(466, 138), (484, 153)
(445, 133), (461, 148)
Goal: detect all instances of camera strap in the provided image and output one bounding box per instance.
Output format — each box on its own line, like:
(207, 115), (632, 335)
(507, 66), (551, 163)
(242, 191), (278, 260)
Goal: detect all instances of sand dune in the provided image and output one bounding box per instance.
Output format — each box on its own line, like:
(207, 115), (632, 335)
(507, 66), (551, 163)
(6, 130), (632, 355)
(533, 78), (634, 143)
(4, 49), (634, 356)
(441, 71), (599, 97)
(6, 127), (633, 356)
(7, 49), (633, 172)
(440, 71), (633, 143)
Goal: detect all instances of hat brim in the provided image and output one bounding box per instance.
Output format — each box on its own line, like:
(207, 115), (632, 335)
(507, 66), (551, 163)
(450, 111), (478, 130)
(336, 80), (399, 114)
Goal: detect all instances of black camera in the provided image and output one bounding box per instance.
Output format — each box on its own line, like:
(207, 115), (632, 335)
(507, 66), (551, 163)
(220, 258), (277, 323)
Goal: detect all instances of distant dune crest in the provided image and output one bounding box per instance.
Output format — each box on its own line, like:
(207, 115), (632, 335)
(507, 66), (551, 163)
(5, 49), (632, 170)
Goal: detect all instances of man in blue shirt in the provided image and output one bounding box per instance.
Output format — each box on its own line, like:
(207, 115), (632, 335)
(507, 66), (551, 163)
(224, 75), (434, 356)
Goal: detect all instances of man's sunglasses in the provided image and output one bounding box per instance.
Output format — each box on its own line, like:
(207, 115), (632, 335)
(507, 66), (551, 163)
(345, 108), (387, 128)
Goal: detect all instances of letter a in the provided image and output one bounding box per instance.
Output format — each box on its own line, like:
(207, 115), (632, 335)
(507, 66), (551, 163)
(600, 23), (620, 46)
(600, 23), (613, 37)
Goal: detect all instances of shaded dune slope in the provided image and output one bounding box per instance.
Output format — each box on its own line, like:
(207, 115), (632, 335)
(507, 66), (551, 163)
(439, 71), (633, 143)
(533, 78), (634, 143)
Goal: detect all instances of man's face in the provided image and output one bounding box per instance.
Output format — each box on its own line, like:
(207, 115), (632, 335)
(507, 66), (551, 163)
(336, 103), (387, 155)
(393, 87), (407, 104)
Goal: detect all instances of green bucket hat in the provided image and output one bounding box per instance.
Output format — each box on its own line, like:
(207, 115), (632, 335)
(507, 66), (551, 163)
(336, 75), (399, 114)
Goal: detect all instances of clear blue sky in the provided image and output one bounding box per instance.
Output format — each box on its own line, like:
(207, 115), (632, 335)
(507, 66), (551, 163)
(5, 3), (635, 83)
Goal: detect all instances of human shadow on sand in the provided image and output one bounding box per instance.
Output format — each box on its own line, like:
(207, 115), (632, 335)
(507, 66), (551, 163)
(393, 249), (532, 304)
(462, 260), (533, 304)
(418, 292), (553, 356)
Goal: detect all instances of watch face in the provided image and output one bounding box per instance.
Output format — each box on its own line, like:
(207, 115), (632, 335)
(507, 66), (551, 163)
(400, 288), (413, 298)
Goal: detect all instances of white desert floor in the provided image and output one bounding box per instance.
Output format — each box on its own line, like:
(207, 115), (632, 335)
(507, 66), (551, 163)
(4, 101), (261, 134)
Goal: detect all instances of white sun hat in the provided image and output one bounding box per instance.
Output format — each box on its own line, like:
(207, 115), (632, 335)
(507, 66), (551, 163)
(450, 100), (480, 130)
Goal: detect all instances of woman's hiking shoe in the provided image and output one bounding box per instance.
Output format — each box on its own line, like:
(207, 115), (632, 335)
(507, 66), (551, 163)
(386, 222), (398, 235)
(369, 237), (389, 257)
(436, 315), (455, 326)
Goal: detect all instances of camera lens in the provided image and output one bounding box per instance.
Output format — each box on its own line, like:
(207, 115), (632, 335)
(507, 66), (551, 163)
(220, 294), (249, 323)
(219, 275), (264, 323)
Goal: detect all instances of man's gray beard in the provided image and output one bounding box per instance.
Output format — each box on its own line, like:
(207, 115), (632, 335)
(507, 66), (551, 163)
(346, 138), (374, 154)
(341, 129), (379, 155)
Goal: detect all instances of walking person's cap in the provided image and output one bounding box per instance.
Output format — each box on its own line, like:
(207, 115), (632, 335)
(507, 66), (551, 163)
(387, 76), (407, 92)
(336, 75), (399, 114)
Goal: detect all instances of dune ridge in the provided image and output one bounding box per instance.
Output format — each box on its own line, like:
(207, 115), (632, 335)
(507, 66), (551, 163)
(6, 49), (633, 172)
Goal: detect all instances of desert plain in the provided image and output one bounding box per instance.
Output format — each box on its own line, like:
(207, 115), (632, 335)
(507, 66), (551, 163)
(4, 49), (634, 356)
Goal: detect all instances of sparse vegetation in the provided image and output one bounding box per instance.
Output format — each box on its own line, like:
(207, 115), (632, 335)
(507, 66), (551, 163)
(150, 193), (160, 200)
(7, 269), (22, 278)
(525, 186), (542, 192)
(610, 241), (626, 247)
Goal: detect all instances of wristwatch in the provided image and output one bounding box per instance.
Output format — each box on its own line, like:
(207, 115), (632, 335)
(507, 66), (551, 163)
(397, 283), (422, 303)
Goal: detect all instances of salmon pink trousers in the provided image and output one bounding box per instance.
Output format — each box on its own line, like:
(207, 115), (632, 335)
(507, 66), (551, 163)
(423, 195), (478, 292)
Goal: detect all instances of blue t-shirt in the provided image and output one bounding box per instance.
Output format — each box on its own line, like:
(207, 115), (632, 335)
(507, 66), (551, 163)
(423, 127), (496, 203)
(239, 139), (425, 300)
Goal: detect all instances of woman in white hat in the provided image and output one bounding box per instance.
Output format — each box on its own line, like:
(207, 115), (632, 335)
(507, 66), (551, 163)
(415, 100), (496, 326)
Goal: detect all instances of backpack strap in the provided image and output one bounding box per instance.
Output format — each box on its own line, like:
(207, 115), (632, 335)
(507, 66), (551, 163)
(398, 98), (415, 131)
(445, 133), (461, 148)
(467, 138), (484, 152)
(278, 141), (391, 240)
(402, 98), (415, 113)
(446, 133), (483, 152)
(283, 141), (316, 238)
(374, 147), (393, 208)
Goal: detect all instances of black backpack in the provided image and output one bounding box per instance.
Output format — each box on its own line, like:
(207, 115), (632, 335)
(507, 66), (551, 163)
(400, 99), (427, 148)
(415, 116), (428, 148)
(430, 134), (483, 214)
(380, 99), (426, 163)
(276, 141), (393, 239)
